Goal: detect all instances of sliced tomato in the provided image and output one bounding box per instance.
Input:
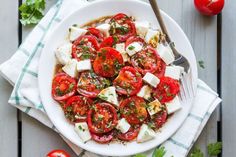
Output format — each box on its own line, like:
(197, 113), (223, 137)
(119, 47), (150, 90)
(72, 35), (99, 61)
(117, 126), (140, 141)
(52, 73), (77, 101)
(113, 66), (142, 95)
(120, 96), (147, 125)
(47, 150), (70, 157)
(64, 96), (92, 122)
(131, 47), (166, 76)
(110, 13), (136, 42)
(125, 36), (145, 48)
(87, 103), (118, 134)
(152, 107), (168, 129)
(100, 36), (118, 48)
(153, 77), (180, 103)
(86, 27), (104, 42)
(91, 131), (114, 144)
(93, 47), (124, 77)
(77, 71), (110, 98)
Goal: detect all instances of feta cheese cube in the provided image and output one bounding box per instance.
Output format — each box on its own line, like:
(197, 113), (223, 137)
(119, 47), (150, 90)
(143, 72), (160, 88)
(75, 122), (91, 143)
(116, 118), (131, 133)
(77, 59), (92, 72)
(165, 65), (183, 80)
(165, 96), (182, 114)
(147, 99), (163, 116)
(96, 23), (110, 37)
(98, 86), (119, 106)
(62, 59), (78, 78)
(69, 26), (87, 41)
(156, 44), (175, 65)
(135, 21), (150, 38)
(145, 29), (160, 48)
(126, 42), (143, 56)
(137, 124), (155, 143)
(137, 85), (152, 100)
(55, 43), (72, 65)
(115, 43), (130, 62)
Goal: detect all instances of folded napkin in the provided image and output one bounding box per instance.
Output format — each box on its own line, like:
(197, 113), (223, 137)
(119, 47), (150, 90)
(0, 0), (221, 156)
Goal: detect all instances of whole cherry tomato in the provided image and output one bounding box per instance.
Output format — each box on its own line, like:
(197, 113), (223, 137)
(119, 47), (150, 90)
(47, 150), (70, 157)
(194, 0), (224, 16)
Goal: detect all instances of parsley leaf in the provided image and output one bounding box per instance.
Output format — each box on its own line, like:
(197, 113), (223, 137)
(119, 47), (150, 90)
(152, 146), (166, 157)
(207, 142), (222, 156)
(198, 60), (205, 69)
(134, 154), (146, 157)
(19, 0), (46, 25)
(128, 45), (135, 50)
(190, 147), (204, 157)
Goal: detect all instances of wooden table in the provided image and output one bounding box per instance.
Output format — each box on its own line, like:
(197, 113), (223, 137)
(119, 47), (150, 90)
(0, 0), (234, 156)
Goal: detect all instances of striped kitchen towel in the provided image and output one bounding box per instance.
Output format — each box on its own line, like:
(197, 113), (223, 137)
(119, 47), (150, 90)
(0, 0), (221, 156)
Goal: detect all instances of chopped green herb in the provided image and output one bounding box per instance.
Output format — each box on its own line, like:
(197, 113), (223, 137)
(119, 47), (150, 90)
(152, 146), (166, 157)
(99, 94), (108, 101)
(128, 45), (135, 50)
(198, 60), (205, 69)
(207, 142), (222, 156)
(103, 64), (110, 71)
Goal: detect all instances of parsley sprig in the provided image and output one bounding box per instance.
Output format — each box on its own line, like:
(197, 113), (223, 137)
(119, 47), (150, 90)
(19, 0), (46, 25)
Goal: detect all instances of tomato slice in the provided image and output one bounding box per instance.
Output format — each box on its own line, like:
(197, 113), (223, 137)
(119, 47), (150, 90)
(125, 36), (145, 48)
(91, 131), (114, 144)
(120, 96), (147, 125)
(52, 73), (77, 101)
(153, 77), (180, 103)
(109, 13), (136, 42)
(100, 36), (118, 48)
(93, 47), (124, 78)
(86, 27), (104, 42)
(64, 96), (92, 122)
(117, 126), (140, 141)
(151, 107), (168, 129)
(113, 66), (142, 95)
(77, 71), (110, 98)
(131, 47), (166, 76)
(87, 103), (118, 134)
(47, 150), (70, 157)
(72, 35), (99, 61)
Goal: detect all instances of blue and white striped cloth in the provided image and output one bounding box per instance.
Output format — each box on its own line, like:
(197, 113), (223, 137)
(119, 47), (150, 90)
(0, 0), (221, 156)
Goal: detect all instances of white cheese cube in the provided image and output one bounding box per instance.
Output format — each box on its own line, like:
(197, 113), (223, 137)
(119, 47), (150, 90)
(116, 118), (131, 133)
(98, 86), (119, 106)
(96, 23), (110, 37)
(143, 72), (160, 88)
(165, 96), (182, 114)
(147, 99), (162, 116)
(165, 65), (183, 80)
(69, 26), (87, 41)
(115, 43), (130, 62)
(55, 43), (72, 65)
(145, 29), (160, 48)
(137, 85), (152, 100)
(137, 124), (155, 143)
(62, 59), (78, 78)
(77, 59), (92, 72)
(75, 122), (91, 143)
(157, 44), (175, 65)
(126, 42), (143, 56)
(135, 21), (150, 38)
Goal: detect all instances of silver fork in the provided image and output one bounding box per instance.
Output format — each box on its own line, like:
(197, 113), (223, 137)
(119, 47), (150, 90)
(148, 0), (194, 101)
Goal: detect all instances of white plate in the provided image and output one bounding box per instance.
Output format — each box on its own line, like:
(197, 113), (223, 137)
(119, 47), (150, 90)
(38, 0), (198, 156)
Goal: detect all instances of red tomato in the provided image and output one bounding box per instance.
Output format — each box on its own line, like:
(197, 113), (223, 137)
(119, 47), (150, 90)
(72, 35), (99, 61)
(153, 77), (180, 103)
(152, 107), (168, 128)
(64, 96), (92, 122)
(86, 27), (104, 42)
(77, 71), (110, 98)
(120, 96), (148, 125)
(100, 36), (118, 48)
(91, 131), (114, 144)
(194, 0), (224, 16)
(117, 126), (140, 141)
(52, 73), (77, 101)
(93, 47), (124, 78)
(110, 13), (136, 42)
(113, 66), (142, 95)
(47, 150), (70, 157)
(125, 36), (145, 48)
(131, 46), (166, 76)
(87, 103), (118, 134)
